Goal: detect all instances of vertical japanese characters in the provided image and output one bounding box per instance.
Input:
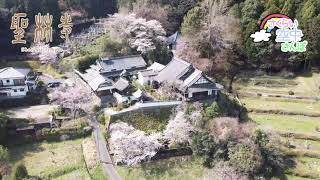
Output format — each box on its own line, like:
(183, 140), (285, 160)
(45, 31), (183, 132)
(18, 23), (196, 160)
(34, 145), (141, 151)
(58, 13), (73, 42)
(34, 13), (53, 43)
(10, 12), (73, 44)
(10, 13), (29, 44)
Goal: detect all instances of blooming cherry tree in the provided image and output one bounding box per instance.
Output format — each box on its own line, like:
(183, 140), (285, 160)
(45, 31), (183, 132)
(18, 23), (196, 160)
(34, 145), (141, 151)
(109, 122), (162, 166)
(29, 43), (63, 65)
(106, 13), (166, 53)
(49, 85), (93, 118)
(164, 111), (194, 146)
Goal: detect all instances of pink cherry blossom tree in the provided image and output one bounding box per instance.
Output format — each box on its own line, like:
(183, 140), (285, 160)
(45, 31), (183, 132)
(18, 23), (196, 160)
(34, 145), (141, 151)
(163, 110), (194, 147)
(106, 13), (167, 53)
(49, 86), (94, 118)
(109, 122), (162, 166)
(29, 43), (63, 66)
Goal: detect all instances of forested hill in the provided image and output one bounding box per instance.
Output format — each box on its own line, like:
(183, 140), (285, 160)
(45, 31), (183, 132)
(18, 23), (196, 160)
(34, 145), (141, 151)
(118, 0), (320, 74)
(1, 0), (320, 74)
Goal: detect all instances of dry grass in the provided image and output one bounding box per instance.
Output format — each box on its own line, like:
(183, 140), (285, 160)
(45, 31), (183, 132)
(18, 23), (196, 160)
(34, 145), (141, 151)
(82, 138), (98, 169)
(235, 73), (320, 97)
(8, 138), (90, 179)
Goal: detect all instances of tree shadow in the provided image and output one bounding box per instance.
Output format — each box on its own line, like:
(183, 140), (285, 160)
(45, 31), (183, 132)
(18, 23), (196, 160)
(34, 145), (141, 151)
(7, 142), (45, 164)
(140, 156), (193, 180)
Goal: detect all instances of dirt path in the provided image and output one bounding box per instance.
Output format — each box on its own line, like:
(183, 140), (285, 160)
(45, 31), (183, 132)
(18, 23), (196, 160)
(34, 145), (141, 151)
(89, 115), (121, 180)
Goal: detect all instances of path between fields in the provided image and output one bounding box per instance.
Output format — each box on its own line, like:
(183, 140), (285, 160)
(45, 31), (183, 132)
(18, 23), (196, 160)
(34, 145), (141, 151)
(89, 115), (122, 180)
(240, 91), (320, 100)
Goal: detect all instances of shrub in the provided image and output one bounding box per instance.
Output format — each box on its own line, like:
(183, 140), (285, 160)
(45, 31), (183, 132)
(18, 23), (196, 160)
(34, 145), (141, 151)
(92, 105), (101, 113)
(52, 106), (67, 116)
(0, 113), (8, 144)
(204, 102), (222, 119)
(192, 131), (217, 167)
(97, 114), (109, 125)
(228, 143), (263, 175)
(288, 90), (294, 95)
(251, 129), (269, 147)
(10, 162), (28, 180)
(76, 54), (99, 73)
(101, 36), (136, 57)
(143, 42), (173, 65)
(217, 93), (247, 120)
(0, 145), (9, 161)
(204, 161), (248, 180)
(279, 70), (295, 79)
(37, 80), (45, 87)
(208, 117), (253, 143)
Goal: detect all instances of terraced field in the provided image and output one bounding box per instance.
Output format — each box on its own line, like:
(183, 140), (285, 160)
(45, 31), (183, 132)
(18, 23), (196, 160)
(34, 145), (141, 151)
(237, 72), (320, 179)
(8, 138), (105, 180)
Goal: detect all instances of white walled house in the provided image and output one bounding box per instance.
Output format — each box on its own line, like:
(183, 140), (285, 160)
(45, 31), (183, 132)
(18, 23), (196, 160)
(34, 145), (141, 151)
(138, 62), (165, 86)
(0, 67), (36, 98)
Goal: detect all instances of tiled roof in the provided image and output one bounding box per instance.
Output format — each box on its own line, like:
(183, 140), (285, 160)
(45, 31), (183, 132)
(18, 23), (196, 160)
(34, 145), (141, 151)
(167, 32), (180, 45)
(155, 57), (191, 83)
(139, 69), (158, 77)
(147, 62), (165, 72)
(98, 55), (147, 73)
(179, 69), (202, 91)
(155, 57), (222, 93)
(0, 67), (30, 79)
(75, 69), (113, 91)
(113, 78), (129, 91)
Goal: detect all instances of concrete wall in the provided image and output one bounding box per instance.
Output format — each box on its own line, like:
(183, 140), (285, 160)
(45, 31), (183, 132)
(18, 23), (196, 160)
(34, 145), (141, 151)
(105, 101), (182, 121)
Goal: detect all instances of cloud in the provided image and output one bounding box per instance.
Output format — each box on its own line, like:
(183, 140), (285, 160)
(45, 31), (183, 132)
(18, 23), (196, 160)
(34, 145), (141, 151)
(250, 30), (271, 42)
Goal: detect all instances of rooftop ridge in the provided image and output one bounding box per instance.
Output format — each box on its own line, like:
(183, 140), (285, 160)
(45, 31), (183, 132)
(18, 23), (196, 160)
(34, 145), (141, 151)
(0, 67), (9, 73)
(173, 57), (191, 66)
(100, 55), (142, 61)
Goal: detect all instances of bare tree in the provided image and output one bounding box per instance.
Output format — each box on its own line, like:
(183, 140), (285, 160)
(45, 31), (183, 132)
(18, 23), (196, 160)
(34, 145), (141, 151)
(204, 161), (249, 180)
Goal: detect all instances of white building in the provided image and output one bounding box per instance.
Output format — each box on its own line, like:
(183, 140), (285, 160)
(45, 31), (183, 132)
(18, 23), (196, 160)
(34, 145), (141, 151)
(137, 62), (165, 86)
(0, 67), (36, 98)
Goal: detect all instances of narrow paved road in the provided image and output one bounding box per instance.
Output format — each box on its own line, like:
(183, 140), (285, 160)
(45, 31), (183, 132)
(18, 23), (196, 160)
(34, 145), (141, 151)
(89, 115), (122, 180)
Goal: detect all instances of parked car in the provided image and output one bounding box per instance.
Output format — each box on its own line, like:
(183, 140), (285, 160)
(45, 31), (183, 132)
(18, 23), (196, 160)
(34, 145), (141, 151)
(47, 80), (62, 88)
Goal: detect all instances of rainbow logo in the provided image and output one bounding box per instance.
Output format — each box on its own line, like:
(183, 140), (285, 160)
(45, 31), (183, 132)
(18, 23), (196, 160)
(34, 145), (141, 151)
(251, 13), (307, 52)
(260, 13), (292, 32)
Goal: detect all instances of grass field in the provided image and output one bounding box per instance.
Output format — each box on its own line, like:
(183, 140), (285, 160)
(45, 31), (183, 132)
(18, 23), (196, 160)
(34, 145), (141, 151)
(285, 157), (320, 179)
(8, 138), (92, 179)
(242, 97), (320, 115)
(249, 113), (320, 135)
(235, 73), (320, 97)
(60, 34), (107, 71)
(236, 72), (320, 179)
(116, 156), (205, 180)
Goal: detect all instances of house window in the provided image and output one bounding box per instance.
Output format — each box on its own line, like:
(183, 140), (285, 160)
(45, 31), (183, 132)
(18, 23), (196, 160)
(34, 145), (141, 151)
(6, 80), (10, 83)
(13, 89), (17, 92)
(20, 88), (24, 92)
(13, 79), (24, 85)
